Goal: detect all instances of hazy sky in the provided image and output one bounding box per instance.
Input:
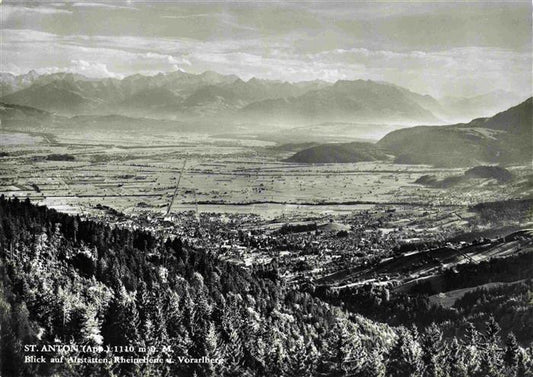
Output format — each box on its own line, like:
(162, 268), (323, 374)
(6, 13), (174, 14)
(1, 1), (531, 98)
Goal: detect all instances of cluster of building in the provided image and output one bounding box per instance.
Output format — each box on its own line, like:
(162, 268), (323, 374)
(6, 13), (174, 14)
(89, 204), (474, 287)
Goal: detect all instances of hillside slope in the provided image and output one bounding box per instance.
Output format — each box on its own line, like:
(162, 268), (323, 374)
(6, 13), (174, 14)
(414, 166), (514, 188)
(286, 142), (389, 163)
(0, 102), (60, 128)
(0, 197), (397, 376)
(377, 98), (532, 167)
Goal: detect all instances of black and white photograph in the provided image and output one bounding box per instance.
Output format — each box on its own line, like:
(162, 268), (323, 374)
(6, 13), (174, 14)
(0, 1), (532, 376)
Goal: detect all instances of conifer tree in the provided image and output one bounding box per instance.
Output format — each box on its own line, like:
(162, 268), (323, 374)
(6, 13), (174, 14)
(485, 316), (501, 345)
(463, 322), (481, 376)
(323, 320), (361, 375)
(421, 323), (445, 377)
(387, 327), (424, 377)
(201, 321), (223, 377)
(447, 337), (468, 377)
(265, 333), (286, 377)
(361, 349), (386, 377)
(80, 306), (103, 346)
(223, 326), (245, 376)
(287, 336), (314, 377)
(478, 316), (504, 377)
(504, 332), (520, 376)
(516, 345), (532, 377)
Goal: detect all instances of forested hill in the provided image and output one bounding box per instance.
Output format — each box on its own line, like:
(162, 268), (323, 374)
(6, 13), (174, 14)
(0, 196), (393, 376)
(1, 196), (531, 376)
(377, 97), (532, 167)
(285, 142), (389, 164)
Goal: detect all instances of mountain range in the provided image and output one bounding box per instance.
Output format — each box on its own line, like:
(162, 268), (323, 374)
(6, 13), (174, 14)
(241, 80), (442, 124)
(1, 70), (530, 168)
(1, 70), (522, 125)
(1, 95), (531, 167)
(0, 71), (329, 119)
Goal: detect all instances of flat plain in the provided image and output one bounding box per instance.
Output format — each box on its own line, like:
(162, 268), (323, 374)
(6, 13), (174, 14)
(1, 127), (527, 218)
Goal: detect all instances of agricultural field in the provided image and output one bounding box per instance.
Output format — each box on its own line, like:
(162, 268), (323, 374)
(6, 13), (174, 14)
(0, 127), (528, 221)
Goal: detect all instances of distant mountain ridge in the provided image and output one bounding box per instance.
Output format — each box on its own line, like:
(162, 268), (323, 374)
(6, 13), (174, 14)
(0, 70), (41, 96)
(241, 79), (440, 124)
(0, 101), (238, 134)
(0, 70), (329, 118)
(1, 70), (444, 124)
(1, 69), (527, 135)
(441, 90), (527, 122)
